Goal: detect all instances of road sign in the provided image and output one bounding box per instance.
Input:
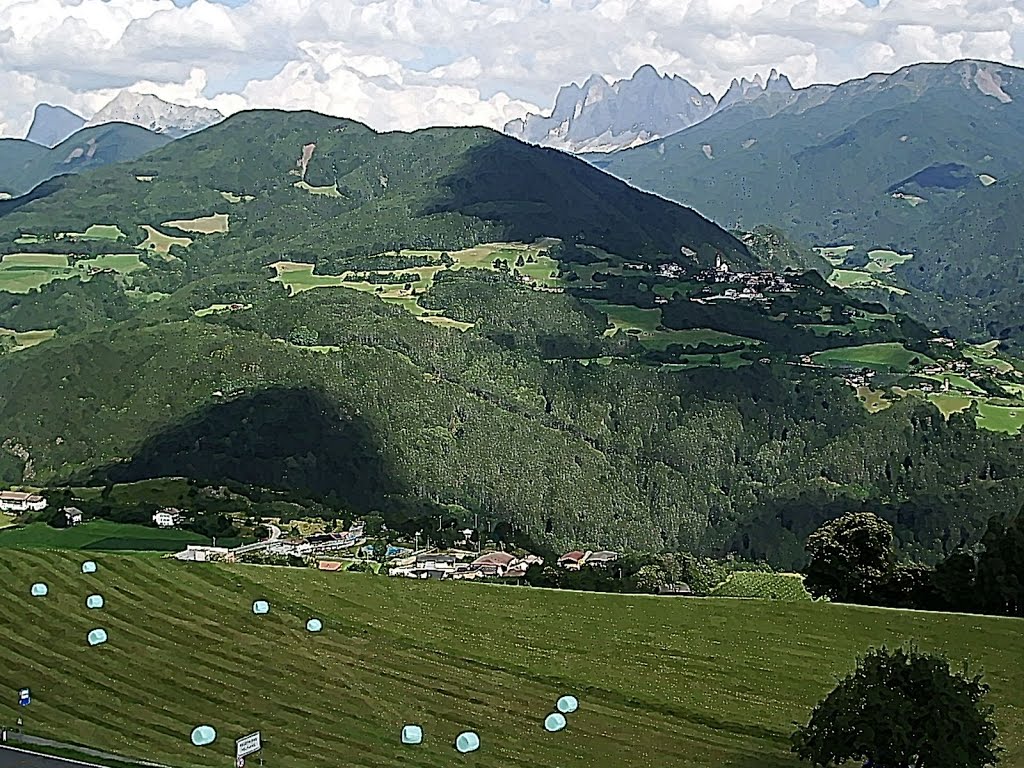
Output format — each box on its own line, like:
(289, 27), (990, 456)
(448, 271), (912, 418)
(236, 731), (261, 758)
(18, 688), (29, 706)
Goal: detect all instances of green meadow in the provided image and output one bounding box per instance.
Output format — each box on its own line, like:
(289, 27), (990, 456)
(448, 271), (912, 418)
(812, 342), (935, 372)
(0, 251), (146, 293)
(0, 550), (1022, 768)
(0, 522), (208, 552)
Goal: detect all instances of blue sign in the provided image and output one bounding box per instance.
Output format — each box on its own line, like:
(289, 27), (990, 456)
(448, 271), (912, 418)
(18, 688), (29, 706)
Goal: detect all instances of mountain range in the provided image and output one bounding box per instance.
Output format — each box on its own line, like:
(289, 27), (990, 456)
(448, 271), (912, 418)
(0, 122), (172, 198)
(2, 93), (220, 197)
(2, 107), (1022, 568)
(590, 58), (1024, 348)
(504, 65), (794, 153)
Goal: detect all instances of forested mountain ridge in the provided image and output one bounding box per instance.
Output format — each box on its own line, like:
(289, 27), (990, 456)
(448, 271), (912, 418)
(1, 108), (1024, 567)
(591, 59), (1024, 348)
(0, 122), (172, 198)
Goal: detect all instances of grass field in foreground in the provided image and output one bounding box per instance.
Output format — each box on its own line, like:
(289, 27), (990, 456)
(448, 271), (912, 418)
(1, 551), (1021, 768)
(0, 522), (209, 552)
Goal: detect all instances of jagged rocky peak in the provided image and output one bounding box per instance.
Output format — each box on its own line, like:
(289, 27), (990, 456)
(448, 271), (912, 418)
(504, 65), (717, 154)
(715, 68), (794, 112)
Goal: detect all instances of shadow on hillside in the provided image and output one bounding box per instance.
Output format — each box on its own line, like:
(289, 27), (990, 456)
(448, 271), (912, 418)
(87, 387), (402, 511)
(0, 174), (71, 215)
(420, 135), (752, 267)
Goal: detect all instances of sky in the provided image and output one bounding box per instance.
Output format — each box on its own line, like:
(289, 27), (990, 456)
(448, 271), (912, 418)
(0, 0), (1022, 138)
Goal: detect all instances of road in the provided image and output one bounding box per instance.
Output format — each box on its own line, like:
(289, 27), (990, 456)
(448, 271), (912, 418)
(0, 745), (105, 768)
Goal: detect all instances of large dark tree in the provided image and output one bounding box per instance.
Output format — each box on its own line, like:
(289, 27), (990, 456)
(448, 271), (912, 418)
(793, 645), (1001, 768)
(804, 512), (894, 602)
(974, 512), (1024, 617)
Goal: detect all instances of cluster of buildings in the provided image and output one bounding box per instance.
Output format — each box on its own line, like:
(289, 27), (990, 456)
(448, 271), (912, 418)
(388, 550), (543, 581)
(386, 548), (622, 581)
(555, 549), (620, 570)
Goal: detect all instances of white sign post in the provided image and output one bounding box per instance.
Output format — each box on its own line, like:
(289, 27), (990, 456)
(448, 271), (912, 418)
(236, 732), (261, 759)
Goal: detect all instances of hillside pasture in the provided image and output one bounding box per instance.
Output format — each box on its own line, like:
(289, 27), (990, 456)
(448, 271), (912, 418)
(976, 402), (1024, 435)
(927, 392), (975, 419)
(0, 327), (56, 351)
(0, 253), (77, 293)
(0, 550), (1021, 768)
(219, 191), (255, 203)
(294, 180), (342, 198)
(812, 342), (935, 372)
(137, 225), (192, 254)
(162, 214), (229, 234)
(867, 248), (913, 272)
(813, 245), (855, 266)
(855, 385), (892, 413)
(639, 328), (761, 351)
(0, 521), (207, 552)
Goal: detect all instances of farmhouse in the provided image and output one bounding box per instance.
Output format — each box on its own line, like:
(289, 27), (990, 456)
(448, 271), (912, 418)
(0, 491), (47, 513)
(586, 550), (621, 567)
(557, 550), (589, 570)
(63, 507), (84, 526)
(152, 508), (184, 528)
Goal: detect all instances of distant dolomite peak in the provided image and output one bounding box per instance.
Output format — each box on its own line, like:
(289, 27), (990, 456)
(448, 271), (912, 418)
(85, 92), (223, 138)
(504, 65), (718, 154)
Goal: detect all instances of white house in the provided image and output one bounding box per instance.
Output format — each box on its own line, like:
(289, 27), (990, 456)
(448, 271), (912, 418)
(153, 508), (183, 528)
(0, 491), (47, 514)
(64, 507), (84, 526)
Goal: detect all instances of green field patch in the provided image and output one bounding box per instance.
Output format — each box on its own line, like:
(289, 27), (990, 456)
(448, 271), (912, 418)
(828, 268), (908, 295)
(856, 385), (892, 413)
(867, 249), (914, 272)
(976, 402), (1024, 435)
(294, 180), (342, 198)
(6, 550), (1022, 768)
(709, 572), (812, 601)
(585, 300), (662, 337)
(927, 393), (975, 419)
(640, 328), (760, 351)
(0, 253), (78, 293)
(138, 225), (192, 255)
(56, 225), (128, 242)
(13, 234), (43, 244)
(814, 245), (855, 266)
(219, 190), (255, 203)
(162, 213), (229, 234)
(965, 344), (1015, 374)
(194, 303), (253, 317)
(0, 327), (57, 351)
(270, 262), (345, 295)
(417, 315), (475, 331)
(0, 521), (207, 551)
(2, 253), (70, 268)
(813, 343), (935, 372)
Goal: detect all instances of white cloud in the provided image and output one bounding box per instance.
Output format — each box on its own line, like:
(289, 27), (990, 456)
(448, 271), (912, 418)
(1, 0), (1023, 137)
